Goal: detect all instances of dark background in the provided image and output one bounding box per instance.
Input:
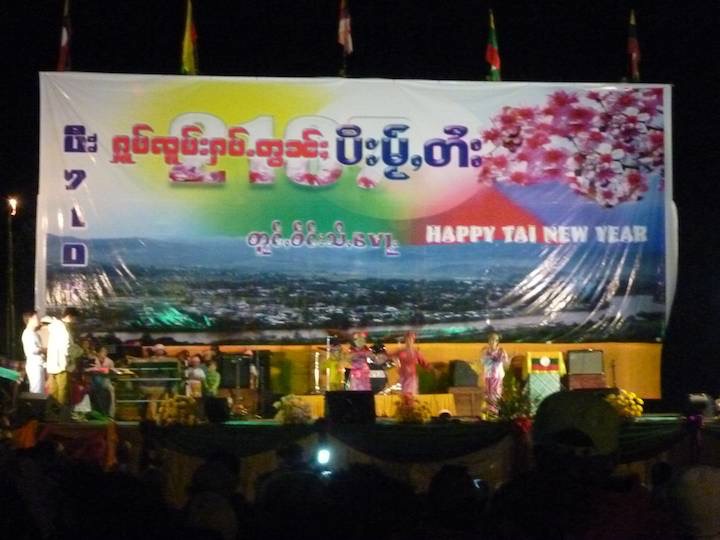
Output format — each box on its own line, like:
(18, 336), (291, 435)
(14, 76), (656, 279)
(1, 0), (718, 407)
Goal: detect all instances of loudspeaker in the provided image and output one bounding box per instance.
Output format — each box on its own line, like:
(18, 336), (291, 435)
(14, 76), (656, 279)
(325, 391), (376, 424)
(218, 350), (272, 390)
(252, 350), (272, 391)
(15, 392), (70, 423)
(449, 360), (479, 387)
(203, 396), (230, 423)
(219, 355), (249, 389)
(567, 350), (604, 375)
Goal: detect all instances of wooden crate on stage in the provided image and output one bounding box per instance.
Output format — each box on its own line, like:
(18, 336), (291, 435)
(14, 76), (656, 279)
(567, 373), (608, 390)
(449, 386), (484, 417)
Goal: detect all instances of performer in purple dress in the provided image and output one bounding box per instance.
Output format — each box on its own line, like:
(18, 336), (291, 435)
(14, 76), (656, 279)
(482, 332), (509, 413)
(394, 331), (428, 395)
(348, 332), (373, 391)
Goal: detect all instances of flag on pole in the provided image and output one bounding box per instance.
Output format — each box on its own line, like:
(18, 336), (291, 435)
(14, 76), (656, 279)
(181, 0), (199, 75)
(338, 0), (353, 56)
(57, 0), (71, 71)
(338, 0), (353, 76)
(485, 9), (501, 81)
(627, 9), (641, 82)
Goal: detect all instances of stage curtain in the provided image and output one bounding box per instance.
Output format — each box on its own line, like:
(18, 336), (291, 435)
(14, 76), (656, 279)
(329, 421), (511, 462)
(296, 395), (325, 418)
(296, 393), (458, 419)
(145, 421), (316, 458)
(374, 394), (457, 417)
(616, 415), (688, 463)
(22, 421), (118, 470)
(12, 419), (39, 449)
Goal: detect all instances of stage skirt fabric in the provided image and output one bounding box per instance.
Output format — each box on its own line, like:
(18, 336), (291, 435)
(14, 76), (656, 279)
(295, 393), (457, 419)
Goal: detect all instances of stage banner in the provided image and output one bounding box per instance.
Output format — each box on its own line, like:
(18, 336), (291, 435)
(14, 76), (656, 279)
(37, 73), (673, 343)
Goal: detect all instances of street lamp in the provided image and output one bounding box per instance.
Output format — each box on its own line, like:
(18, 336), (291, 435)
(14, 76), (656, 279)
(6, 196), (18, 359)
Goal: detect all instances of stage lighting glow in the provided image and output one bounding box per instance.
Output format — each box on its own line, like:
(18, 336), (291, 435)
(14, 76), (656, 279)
(316, 448), (331, 466)
(8, 197), (18, 216)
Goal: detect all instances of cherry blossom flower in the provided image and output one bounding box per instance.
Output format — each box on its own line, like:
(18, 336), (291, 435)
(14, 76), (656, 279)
(479, 88), (664, 207)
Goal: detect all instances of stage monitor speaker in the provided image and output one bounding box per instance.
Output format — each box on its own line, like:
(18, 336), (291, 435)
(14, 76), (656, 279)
(203, 396), (230, 423)
(325, 391), (376, 424)
(567, 349), (604, 375)
(449, 360), (478, 387)
(15, 392), (70, 423)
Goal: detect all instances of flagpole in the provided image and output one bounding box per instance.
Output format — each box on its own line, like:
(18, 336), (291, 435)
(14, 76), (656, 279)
(339, 55), (347, 78)
(6, 197), (18, 359)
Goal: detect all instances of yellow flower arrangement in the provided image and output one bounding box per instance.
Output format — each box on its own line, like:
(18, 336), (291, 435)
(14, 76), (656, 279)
(273, 394), (312, 424)
(156, 395), (201, 426)
(605, 388), (644, 418)
(393, 394), (432, 424)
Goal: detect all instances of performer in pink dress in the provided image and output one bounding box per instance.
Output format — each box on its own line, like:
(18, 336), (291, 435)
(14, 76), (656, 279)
(394, 331), (428, 395)
(348, 332), (373, 391)
(482, 332), (509, 412)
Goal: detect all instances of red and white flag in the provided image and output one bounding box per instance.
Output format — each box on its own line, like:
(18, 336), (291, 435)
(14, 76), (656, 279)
(338, 0), (353, 56)
(57, 0), (71, 71)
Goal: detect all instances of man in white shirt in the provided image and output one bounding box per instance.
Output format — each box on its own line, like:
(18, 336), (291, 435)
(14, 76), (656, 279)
(46, 307), (81, 406)
(22, 311), (45, 394)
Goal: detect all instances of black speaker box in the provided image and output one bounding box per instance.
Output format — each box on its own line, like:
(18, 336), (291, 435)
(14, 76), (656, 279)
(218, 355), (249, 388)
(203, 396), (230, 423)
(219, 350), (272, 389)
(15, 392), (70, 423)
(450, 360), (479, 387)
(325, 391), (376, 424)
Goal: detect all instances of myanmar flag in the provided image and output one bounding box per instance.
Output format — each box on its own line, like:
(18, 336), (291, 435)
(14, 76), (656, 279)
(485, 9), (501, 81)
(181, 0), (198, 75)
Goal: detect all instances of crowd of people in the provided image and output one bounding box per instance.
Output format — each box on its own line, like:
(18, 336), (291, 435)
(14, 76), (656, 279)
(3, 312), (719, 538)
(2, 390), (719, 539)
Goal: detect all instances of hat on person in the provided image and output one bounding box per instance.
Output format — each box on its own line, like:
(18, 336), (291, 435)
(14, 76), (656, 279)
(151, 343), (166, 352)
(532, 391), (621, 456)
(40, 316), (53, 324)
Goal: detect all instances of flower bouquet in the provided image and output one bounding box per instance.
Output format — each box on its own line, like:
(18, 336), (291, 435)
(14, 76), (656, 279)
(156, 395), (201, 426)
(495, 373), (533, 422)
(393, 394), (432, 424)
(605, 388), (644, 418)
(273, 394), (312, 424)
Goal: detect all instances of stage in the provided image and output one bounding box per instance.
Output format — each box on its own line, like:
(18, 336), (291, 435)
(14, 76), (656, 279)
(12, 414), (718, 507)
(159, 341), (664, 400)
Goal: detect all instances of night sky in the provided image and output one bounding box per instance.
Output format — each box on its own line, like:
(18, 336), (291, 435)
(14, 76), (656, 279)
(2, 0), (719, 406)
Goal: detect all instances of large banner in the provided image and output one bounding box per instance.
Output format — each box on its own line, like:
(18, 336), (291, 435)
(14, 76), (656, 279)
(38, 73), (674, 343)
